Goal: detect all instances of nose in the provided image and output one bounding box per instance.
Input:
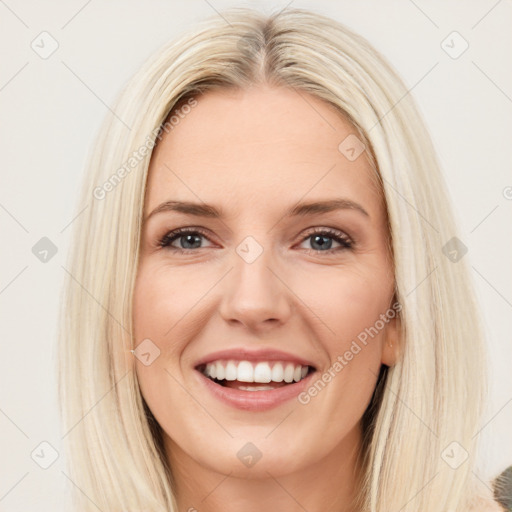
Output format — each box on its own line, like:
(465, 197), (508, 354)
(218, 245), (292, 332)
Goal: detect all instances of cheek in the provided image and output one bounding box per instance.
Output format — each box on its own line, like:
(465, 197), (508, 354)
(132, 264), (193, 391)
(293, 269), (390, 432)
(132, 262), (207, 345)
(131, 264), (203, 434)
(299, 263), (393, 345)
(295, 262), (392, 401)
(132, 261), (221, 389)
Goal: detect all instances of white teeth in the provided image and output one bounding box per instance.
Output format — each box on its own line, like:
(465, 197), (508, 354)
(283, 363), (295, 383)
(271, 363), (284, 382)
(202, 360), (311, 383)
(225, 360), (238, 381)
(237, 361), (254, 382)
(215, 361), (225, 380)
(206, 362), (216, 379)
(253, 362), (272, 383)
(238, 385), (276, 391)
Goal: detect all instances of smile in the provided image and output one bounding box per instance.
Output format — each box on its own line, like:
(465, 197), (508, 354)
(199, 359), (313, 389)
(194, 359), (317, 411)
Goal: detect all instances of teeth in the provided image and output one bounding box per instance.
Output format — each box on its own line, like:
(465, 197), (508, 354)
(238, 385), (276, 391)
(237, 361), (254, 382)
(283, 363), (294, 383)
(203, 360), (310, 383)
(215, 361), (225, 380)
(253, 362), (271, 383)
(225, 360), (237, 381)
(271, 363), (284, 382)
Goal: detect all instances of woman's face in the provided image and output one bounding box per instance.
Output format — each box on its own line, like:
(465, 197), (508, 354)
(133, 85), (398, 480)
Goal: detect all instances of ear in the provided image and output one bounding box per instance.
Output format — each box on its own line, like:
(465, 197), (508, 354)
(381, 308), (401, 367)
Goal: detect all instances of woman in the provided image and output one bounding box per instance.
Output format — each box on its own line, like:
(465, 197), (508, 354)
(57, 7), (503, 511)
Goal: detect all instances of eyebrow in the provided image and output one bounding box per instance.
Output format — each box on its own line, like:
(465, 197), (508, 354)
(144, 198), (370, 223)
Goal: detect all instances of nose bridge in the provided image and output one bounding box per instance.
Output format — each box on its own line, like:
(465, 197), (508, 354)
(218, 234), (291, 329)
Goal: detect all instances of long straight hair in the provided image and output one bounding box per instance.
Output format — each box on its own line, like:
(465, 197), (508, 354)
(57, 7), (497, 511)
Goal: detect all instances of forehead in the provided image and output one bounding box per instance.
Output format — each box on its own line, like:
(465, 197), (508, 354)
(144, 86), (383, 221)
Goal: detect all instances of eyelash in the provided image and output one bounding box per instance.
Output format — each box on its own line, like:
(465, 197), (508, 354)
(157, 227), (353, 255)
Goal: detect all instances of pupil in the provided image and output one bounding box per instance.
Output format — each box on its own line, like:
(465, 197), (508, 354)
(311, 235), (332, 251)
(181, 234), (201, 249)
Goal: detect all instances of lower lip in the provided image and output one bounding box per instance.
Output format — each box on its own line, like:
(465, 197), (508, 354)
(195, 369), (316, 411)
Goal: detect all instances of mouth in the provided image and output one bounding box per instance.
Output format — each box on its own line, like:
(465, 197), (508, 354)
(195, 360), (317, 391)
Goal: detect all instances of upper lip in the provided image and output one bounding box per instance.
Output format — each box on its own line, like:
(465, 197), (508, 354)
(194, 348), (317, 370)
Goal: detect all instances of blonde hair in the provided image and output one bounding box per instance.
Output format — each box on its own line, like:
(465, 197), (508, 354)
(57, 7), (499, 511)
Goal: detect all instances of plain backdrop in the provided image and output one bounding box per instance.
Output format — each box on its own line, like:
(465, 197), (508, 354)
(1, 1), (511, 509)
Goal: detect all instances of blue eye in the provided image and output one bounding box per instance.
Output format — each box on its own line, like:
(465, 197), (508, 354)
(300, 229), (353, 254)
(158, 227), (353, 255)
(158, 228), (212, 252)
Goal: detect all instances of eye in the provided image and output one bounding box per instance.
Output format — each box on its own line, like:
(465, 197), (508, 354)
(158, 226), (354, 255)
(158, 228), (214, 253)
(297, 227), (353, 255)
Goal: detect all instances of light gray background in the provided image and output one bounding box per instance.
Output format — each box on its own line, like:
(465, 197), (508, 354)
(1, 1), (511, 509)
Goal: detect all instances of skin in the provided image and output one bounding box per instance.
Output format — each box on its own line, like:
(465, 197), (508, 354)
(132, 85), (400, 512)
